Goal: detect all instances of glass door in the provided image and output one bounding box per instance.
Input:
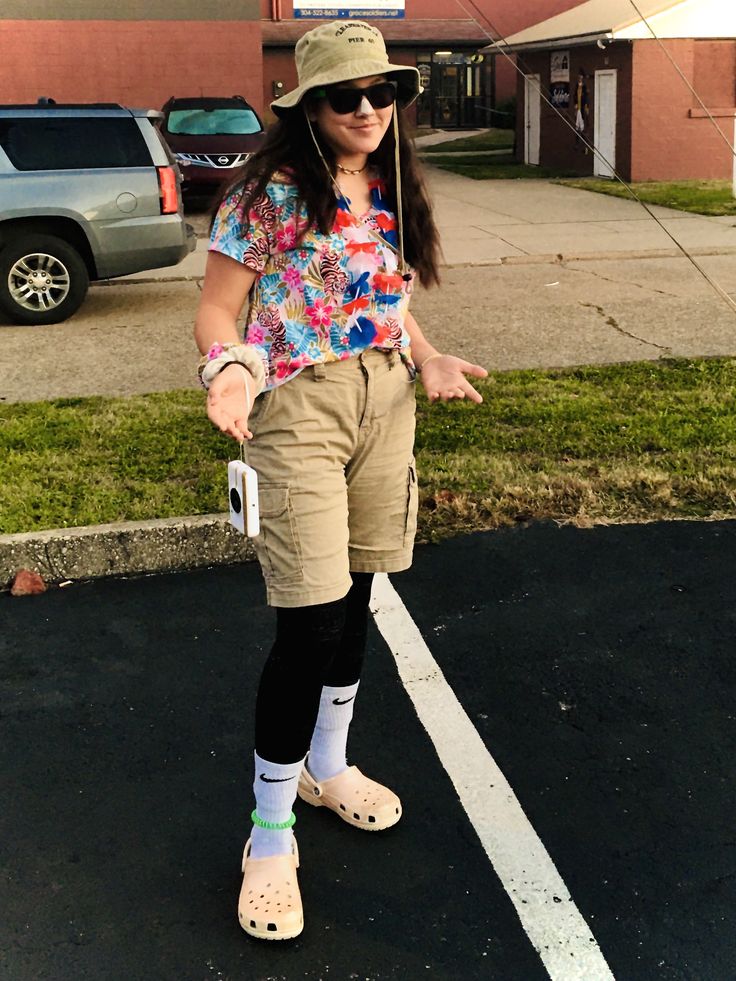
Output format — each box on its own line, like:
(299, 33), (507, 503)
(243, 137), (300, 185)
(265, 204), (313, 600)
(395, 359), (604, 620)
(434, 64), (461, 128)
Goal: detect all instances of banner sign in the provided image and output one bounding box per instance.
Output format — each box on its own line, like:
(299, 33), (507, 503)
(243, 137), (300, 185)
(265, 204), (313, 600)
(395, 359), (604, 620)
(293, 0), (405, 17)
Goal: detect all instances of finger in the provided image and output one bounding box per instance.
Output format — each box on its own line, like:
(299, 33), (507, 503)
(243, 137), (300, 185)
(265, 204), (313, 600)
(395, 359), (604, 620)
(225, 422), (247, 441)
(233, 415), (253, 440)
(462, 381), (484, 404)
(458, 361), (489, 379)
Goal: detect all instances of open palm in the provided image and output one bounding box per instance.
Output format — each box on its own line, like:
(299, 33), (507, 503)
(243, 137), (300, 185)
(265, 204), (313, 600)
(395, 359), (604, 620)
(420, 354), (488, 403)
(206, 365), (254, 442)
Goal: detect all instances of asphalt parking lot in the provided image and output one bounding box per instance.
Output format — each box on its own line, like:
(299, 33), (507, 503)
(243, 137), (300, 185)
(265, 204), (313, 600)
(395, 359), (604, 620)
(3, 520), (735, 980)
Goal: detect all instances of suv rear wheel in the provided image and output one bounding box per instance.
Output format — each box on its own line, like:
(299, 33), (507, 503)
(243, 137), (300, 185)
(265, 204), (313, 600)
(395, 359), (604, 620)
(0, 234), (89, 325)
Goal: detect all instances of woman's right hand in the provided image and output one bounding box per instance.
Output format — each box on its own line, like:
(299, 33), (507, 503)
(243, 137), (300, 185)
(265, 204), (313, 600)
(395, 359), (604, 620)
(206, 364), (255, 442)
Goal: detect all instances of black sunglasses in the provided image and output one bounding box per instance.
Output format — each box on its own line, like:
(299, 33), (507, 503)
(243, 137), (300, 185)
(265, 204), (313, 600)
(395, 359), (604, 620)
(312, 80), (398, 115)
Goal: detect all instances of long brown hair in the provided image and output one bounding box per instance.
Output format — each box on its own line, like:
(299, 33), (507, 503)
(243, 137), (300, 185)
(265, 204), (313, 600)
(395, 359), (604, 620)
(217, 101), (441, 288)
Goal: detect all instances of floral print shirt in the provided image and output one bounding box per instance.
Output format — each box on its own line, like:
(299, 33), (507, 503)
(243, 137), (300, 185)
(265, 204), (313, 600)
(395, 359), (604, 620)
(209, 172), (415, 390)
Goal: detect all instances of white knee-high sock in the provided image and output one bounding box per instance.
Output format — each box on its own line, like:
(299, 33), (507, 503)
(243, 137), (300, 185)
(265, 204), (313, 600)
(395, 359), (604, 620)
(306, 682), (360, 782)
(250, 752), (304, 859)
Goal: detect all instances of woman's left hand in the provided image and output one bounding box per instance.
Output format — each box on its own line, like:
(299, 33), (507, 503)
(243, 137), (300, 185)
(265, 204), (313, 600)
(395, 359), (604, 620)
(419, 354), (488, 404)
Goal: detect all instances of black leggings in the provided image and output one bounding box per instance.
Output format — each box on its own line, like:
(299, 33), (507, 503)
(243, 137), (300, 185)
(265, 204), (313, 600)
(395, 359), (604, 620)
(254, 572), (374, 764)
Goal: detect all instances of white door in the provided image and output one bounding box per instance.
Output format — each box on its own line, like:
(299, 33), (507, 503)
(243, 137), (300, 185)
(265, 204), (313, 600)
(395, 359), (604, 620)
(524, 74), (541, 166)
(594, 69), (617, 178)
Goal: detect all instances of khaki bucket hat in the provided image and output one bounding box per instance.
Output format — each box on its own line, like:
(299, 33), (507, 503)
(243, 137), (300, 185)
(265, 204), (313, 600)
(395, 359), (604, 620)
(271, 20), (422, 117)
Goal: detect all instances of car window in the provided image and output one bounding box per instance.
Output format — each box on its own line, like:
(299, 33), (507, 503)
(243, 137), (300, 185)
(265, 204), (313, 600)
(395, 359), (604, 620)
(166, 108), (262, 136)
(0, 118), (152, 171)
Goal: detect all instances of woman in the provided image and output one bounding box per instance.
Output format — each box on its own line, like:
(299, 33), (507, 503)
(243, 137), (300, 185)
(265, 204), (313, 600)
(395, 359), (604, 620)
(194, 20), (487, 941)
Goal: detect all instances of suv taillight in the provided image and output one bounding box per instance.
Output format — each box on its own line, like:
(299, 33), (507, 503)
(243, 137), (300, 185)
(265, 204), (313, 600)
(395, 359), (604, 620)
(157, 166), (178, 214)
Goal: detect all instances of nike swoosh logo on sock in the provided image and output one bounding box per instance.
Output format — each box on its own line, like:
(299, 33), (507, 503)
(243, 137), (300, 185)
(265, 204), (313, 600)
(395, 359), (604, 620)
(332, 695), (355, 705)
(259, 773), (296, 783)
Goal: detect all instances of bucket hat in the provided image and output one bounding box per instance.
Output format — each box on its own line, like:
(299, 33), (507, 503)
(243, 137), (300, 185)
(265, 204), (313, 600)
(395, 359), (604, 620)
(271, 20), (421, 117)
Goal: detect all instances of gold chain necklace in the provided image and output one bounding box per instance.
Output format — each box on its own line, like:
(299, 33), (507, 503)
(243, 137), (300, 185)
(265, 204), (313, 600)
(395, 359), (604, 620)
(336, 162), (367, 175)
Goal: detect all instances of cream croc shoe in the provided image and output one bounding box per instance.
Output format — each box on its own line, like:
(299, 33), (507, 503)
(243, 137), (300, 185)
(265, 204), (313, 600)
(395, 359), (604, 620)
(238, 836), (303, 940)
(298, 765), (402, 831)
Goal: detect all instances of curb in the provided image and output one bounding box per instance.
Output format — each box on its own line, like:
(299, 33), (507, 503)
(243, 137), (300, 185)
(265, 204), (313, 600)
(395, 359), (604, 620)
(0, 514), (257, 589)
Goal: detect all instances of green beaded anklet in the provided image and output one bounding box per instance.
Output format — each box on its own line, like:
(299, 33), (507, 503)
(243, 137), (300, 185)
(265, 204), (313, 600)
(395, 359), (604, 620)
(251, 809), (296, 831)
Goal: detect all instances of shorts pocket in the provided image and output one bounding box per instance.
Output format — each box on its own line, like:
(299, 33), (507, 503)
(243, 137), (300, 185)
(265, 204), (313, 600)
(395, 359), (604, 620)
(404, 460), (418, 548)
(247, 389), (273, 436)
(371, 353), (411, 421)
(256, 484), (303, 584)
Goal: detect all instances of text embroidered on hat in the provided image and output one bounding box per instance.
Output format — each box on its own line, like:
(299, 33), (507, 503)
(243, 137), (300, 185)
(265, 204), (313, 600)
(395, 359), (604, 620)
(335, 22), (378, 38)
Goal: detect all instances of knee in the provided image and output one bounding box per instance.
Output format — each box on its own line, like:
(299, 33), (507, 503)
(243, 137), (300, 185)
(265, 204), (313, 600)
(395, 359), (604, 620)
(269, 597), (348, 675)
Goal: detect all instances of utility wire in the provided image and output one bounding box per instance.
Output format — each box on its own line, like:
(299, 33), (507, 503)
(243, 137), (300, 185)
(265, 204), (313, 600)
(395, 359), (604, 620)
(444, 0), (736, 316)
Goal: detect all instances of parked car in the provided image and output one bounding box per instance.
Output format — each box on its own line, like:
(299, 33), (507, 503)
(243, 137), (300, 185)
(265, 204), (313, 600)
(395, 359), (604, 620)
(0, 103), (196, 326)
(160, 96), (265, 196)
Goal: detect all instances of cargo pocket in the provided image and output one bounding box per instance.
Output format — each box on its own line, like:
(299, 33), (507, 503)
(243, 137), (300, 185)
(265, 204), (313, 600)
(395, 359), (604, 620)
(256, 484), (303, 584)
(404, 460), (418, 548)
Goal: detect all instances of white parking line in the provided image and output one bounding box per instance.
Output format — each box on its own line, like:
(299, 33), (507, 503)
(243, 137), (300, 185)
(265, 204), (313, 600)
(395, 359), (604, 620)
(370, 573), (615, 981)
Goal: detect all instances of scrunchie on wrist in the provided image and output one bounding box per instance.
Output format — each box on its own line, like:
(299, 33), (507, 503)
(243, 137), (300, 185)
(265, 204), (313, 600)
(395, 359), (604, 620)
(197, 342), (267, 393)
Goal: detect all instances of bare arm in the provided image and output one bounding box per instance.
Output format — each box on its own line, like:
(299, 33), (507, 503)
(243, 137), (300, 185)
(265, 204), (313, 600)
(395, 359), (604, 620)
(404, 310), (488, 404)
(194, 251), (260, 442)
(194, 250), (258, 353)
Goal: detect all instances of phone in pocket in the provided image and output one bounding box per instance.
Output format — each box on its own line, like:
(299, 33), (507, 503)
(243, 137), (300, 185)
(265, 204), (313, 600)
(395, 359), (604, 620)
(228, 460), (260, 537)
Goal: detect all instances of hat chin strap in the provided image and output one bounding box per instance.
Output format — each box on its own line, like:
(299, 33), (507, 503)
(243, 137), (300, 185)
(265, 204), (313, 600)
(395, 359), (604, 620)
(392, 109), (408, 281)
(304, 110), (411, 283)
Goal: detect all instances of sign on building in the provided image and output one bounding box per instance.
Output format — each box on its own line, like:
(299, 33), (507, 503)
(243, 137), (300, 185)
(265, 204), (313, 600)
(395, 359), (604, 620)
(293, 0), (404, 17)
(550, 51), (570, 83)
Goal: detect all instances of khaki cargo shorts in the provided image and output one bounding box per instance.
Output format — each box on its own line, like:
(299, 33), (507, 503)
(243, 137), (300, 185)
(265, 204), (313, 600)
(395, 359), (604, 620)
(244, 348), (418, 607)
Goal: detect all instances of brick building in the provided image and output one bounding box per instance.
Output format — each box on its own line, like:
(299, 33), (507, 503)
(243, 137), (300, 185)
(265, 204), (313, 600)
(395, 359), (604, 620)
(0, 0), (262, 114)
(1, 0), (581, 127)
(501, 0), (736, 181)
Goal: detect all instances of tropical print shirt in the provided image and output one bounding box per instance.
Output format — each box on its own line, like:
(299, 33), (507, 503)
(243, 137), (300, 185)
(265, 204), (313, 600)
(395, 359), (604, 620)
(209, 172), (415, 390)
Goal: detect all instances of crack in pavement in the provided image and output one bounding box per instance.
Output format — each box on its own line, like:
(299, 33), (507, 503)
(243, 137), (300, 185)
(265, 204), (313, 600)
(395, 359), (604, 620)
(579, 302), (673, 353)
(561, 260), (679, 298)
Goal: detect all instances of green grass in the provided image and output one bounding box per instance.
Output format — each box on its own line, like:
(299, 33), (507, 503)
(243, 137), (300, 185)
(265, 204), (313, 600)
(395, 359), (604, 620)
(430, 154), (580, 180)
(555, 178), (736, 216)
(2, 359), (736, 541)
(421, 129), (514, 153)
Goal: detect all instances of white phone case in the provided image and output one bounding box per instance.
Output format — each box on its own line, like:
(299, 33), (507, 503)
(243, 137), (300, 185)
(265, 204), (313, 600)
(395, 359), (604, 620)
(227, 460), (260, 537)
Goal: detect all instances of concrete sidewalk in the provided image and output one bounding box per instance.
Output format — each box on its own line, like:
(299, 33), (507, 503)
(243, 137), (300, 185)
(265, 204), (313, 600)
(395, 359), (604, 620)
(128, 166), (736, 285)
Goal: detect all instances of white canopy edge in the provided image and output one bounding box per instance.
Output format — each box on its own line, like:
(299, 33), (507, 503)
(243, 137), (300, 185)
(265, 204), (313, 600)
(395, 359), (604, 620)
(485, 0), (736, 52)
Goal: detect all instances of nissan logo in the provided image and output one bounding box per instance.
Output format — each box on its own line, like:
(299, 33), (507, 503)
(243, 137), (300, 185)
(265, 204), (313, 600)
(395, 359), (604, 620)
(218, 156), (229, 165)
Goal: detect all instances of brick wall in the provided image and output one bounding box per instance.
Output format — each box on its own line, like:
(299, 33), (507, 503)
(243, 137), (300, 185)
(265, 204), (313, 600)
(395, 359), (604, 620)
(632, 39), (735, 181)
(0, 20), (263, 113)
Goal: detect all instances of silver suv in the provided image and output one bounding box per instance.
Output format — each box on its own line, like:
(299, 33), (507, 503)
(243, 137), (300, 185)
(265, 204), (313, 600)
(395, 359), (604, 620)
(0, 103), (196, 325)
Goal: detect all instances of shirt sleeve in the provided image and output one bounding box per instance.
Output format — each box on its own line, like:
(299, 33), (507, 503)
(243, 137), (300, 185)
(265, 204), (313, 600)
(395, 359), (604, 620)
(208, 189), (276, 273)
